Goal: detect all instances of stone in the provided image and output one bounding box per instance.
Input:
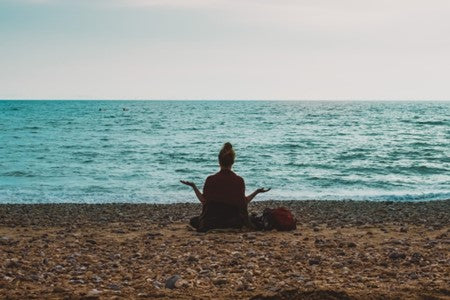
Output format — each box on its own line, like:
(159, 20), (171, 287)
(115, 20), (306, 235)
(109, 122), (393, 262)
(147, 232), (162, 239)
(69, 278), (85, 284)
(165, 275), (181, 289)
(308, 258), (321, 265)
(389, 252), (406, 260)
(86, 289), (102, 297)
(213, 277), (228, 285)
(52, 287), (67, 293)
(175, 279), (189, 288)
(29, 274), (40, 281)
(187, 255), (198, 263)
(5, 258), (20, 268)
(243, 233), (256, 240)
(152, 280), (163, 289)
(347, 242), (357, 248)
(108, 284), (121, 291)
(410, 252), (423, 264)
(0, 236), (14, 245)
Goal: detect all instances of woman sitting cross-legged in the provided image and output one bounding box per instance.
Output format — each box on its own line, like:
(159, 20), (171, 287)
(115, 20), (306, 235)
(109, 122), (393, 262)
(181, 142), (270, 232)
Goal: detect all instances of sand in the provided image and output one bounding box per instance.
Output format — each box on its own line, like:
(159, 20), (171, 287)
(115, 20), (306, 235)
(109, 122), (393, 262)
(1, 200), (449, 299)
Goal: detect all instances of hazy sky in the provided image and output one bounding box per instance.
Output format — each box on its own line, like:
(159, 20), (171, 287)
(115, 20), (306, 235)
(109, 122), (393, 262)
(1, 0), (449, 100)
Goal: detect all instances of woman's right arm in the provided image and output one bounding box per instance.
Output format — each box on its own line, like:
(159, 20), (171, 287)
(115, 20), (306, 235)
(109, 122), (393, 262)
(192, 184), (206, 205)
(180, 180), (206, 205)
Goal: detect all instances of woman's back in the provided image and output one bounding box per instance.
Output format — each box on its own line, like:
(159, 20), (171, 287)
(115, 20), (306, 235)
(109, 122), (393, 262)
(197, 169), (248, 231)
(203, 169), (246, 207)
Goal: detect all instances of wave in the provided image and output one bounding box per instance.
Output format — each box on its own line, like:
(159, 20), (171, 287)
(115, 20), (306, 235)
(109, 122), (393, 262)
(400, 119), (448, 126)
(80, 185), (112, 193)
(2, 171), (34, 177)
(386, 165), (449, 175)
(416, 120), (448, 126)
(1, 190), (448, 204)
(269, 190), (450, 202)
(72, 151), (100, 158)
(24, 126), (41, 130)
(336, 152), (367, 160)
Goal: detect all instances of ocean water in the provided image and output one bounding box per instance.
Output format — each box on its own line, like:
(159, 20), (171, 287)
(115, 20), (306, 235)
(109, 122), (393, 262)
(0, 100), (449, 204)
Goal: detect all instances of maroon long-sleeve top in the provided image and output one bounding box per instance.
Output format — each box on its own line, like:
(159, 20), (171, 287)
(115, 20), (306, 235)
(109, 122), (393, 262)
(203, 169), (246, 206)
(199, 169), (248, 230)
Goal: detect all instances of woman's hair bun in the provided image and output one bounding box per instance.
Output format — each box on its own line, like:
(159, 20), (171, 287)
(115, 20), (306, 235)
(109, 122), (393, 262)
(219, 142), (235, 167)
(223, 142), (233, 151)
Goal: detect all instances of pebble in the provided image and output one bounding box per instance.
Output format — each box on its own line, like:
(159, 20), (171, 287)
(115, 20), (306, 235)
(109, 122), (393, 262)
(213, 277), (228, 285)
(388, 252), (406, 260)
(410, 252), (423, 264)
(243, 233), (256, 240)
(152, 280), (163, 289)
(5, 259), (21, 270)
(187, 255), (198, 262)
(52, 287), (67, 293)
(0, 236), (14, 245)
(175, 279), (189, 288)
(69, 278), (85, 284)
(347, 242), (357, 248)
(86, 289), (102, 297)
(165, 275), (181, 289)
(108, 284), (120, 291)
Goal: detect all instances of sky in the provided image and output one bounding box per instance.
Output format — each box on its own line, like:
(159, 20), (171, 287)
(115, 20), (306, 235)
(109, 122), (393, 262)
(0, 0), (449, 100)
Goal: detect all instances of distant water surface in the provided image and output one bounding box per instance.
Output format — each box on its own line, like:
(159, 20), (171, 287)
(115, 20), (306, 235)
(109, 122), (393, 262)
(0, 100), (449, 203)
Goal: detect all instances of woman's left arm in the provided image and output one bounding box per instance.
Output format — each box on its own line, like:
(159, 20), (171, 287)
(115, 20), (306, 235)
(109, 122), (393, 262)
(246, 187), (271, 203)
(180, 180), (206, 205)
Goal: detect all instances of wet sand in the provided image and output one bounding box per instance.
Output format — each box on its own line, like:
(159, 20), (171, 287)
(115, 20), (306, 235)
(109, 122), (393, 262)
(1, 200), (449, 299)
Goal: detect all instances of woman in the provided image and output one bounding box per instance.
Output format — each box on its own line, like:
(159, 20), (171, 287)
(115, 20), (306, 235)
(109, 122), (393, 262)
(181, 142), (270, 232)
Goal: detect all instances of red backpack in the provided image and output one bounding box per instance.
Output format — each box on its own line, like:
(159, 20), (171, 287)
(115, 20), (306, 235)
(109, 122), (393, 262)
(263, 207), (297, 231)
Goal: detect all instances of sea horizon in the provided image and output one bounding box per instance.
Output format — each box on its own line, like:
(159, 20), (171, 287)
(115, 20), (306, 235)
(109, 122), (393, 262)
(1, 99), (450, 102)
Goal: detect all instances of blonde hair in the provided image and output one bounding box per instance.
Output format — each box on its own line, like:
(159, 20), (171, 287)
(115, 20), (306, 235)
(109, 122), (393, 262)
(218, 142), (235, 167)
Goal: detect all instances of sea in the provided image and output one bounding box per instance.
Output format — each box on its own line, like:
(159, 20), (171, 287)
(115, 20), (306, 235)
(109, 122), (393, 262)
(0, 100), (449, 204)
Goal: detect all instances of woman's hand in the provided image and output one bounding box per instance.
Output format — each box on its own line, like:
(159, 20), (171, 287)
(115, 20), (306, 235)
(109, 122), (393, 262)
(180, 180), (206, 205)
(256, 187), (271, 194)
(180, 180), (196, 188)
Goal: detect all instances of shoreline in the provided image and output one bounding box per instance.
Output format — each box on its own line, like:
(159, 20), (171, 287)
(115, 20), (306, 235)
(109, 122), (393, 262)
(1, 199), (449, 227)
(1, 200), (449, 299)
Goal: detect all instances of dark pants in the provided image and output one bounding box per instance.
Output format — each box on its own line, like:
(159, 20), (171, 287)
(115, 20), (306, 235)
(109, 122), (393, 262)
(189, 216), (200, 230)
(189, 201), (248, 232)
(189, 215), (244, 232)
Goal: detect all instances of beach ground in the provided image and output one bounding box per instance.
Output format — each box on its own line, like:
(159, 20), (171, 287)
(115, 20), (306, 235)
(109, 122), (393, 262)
(1, 200), (449, 299)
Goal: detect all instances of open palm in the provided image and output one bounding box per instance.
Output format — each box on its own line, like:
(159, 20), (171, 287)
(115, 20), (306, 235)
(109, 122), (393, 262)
(257, 187), (271, 193)
(180, 180), (196, 188)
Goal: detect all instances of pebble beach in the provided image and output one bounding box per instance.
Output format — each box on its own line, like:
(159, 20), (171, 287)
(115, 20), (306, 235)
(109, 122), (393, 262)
(1, 200), (449, 299)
